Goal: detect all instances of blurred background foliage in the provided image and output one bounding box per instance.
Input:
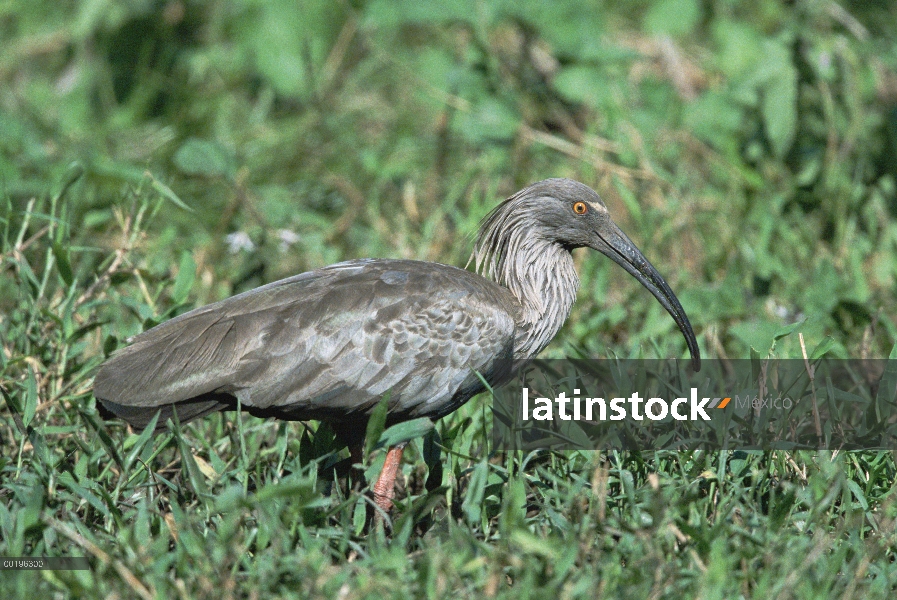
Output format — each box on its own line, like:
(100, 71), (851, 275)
(2, 0), (896, 360)
(3, 0), (897, 597)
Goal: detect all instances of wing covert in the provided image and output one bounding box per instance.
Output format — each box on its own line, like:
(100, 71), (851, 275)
(94, 259), (520, 423)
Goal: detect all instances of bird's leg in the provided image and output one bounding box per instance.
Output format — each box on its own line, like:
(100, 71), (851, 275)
(372, 442), (407, 518)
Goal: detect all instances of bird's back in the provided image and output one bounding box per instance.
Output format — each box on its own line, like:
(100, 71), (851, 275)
(94, 259), (521, 429)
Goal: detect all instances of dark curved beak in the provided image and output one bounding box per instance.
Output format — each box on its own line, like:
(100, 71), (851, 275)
(589, 222), (701, 371)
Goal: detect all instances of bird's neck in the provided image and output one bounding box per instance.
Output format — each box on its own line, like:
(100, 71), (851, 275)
(495, 236), (580, 357)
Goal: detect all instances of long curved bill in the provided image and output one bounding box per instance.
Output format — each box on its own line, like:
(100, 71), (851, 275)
(590, 223), (701, 371)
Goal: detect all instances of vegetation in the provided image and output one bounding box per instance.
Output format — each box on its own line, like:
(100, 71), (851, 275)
(2, 0), (896, 597)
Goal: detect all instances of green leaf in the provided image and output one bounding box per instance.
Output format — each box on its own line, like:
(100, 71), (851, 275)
(170, 412), (209, 498)
(254, 479), (326, 507)
(644, 0), (700, 37)
(365, 394), (390, 458)
(81, 407), (125, 471)
(376, 418), (434, 449)
(241, 0), (345, 99)
(54, 161), (85, 202)
(731, 321), (781, 356)
(761, 60), (797, 157)
(123, 411), (161, 474)
(0, 385), (21, 415)
(553, 66), (610, 110)
(178, 442), (210, 498)
(773, 319), (805, 342)
(454, 98), (519, 143)
(172, 251), (196, 305)
(51, 242), (73, 286)
(173, 138), (234, 178)
(683, 90), (744, 155)
(353, 497), (367, 536)
(875, 343), (897, 407)
(461, 459), (488, 526)
(83, 209), (112, 228)
(150, 177), (194, 212)
(846, 479), (868, 511)
(363, 0), (477, 27)
(740, 38), (798, 158)
(213, 485), (246, 513)
(711, 20), (764, 78)
(810, 337), (836, 360)
(501, 1), (606, 58)
(499, 475), (526, 534)
(57, 472), (113, 519)
(23, 365), (38, 427)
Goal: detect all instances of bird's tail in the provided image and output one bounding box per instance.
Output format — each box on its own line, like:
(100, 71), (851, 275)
(97, 394), (234, 432)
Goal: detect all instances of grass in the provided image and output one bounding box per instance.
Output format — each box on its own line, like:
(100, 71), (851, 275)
(2, 1), (897, 597)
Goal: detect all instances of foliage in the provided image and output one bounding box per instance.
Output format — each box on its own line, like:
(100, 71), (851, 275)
(2, 0), (897, 597)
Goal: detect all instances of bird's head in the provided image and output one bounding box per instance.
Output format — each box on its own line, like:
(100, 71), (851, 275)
(474, 178), (701, 371)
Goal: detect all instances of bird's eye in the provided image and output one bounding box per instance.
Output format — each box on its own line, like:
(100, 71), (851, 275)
(572, 202), (588, 215)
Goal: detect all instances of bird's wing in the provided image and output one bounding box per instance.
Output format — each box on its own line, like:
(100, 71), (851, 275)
(93, 259), (519, 422)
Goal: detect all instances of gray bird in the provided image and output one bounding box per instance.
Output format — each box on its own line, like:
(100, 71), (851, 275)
(94, 178), (701, 513)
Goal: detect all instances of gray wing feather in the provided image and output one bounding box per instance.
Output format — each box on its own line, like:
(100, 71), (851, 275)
(94, 259), (519, 424)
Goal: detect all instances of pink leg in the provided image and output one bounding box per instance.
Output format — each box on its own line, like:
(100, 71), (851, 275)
(371, 443), (406, 516)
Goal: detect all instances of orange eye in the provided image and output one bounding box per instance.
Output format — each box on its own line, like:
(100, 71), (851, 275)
(573, 202), (588, 215)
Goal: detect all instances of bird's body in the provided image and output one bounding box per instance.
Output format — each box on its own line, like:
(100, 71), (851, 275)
(95, 259), (523, 431)
(95, 178), (701, 514)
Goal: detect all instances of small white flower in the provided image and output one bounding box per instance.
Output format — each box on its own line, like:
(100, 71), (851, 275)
(774, 304), (789, 319)
(277, 229), (301, 252)
(225, 231), (255, 254)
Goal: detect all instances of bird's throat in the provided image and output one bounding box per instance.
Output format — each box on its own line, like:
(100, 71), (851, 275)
(498, 237), (579, 357)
